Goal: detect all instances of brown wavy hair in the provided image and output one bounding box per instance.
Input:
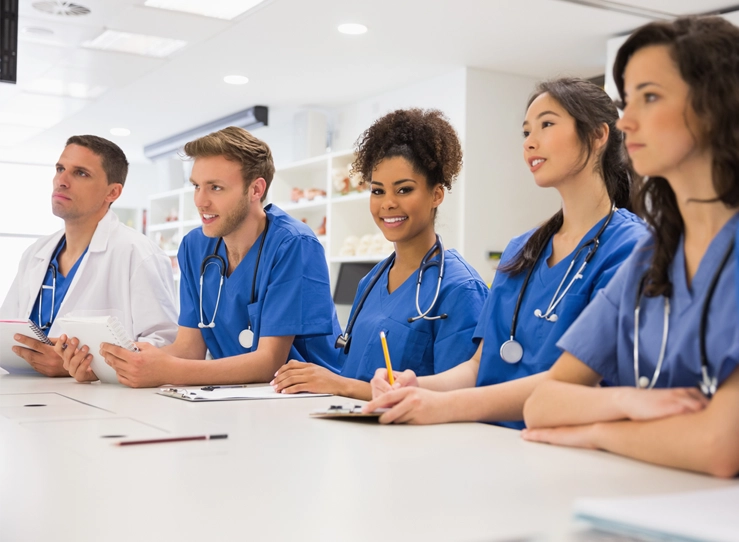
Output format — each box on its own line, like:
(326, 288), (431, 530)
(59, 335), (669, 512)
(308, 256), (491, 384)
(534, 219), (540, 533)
(614, 16), (739, 297)
(184, 126), (275, 201)
(351, 108), (463, 192)
(500, 78), (632, 276)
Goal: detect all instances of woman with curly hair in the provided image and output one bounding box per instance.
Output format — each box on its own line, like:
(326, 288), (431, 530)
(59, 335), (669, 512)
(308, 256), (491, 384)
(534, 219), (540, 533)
(522, 17), (739, 478)
(365, 78), (646, 425)
(271, 108), (489, 400)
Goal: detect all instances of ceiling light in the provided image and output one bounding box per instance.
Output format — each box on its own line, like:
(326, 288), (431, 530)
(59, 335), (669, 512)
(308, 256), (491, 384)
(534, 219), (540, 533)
(223, 75), (249, 85)
(338, 23), (368, 35)
(144, 0), (268, 20)
(110, 128), (131, 137)
(32, 1), (91, 16)
(83, 30), (187, 58)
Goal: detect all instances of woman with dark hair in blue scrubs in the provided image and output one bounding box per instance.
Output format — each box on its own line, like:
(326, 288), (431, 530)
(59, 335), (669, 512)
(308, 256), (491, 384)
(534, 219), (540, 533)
(523, 17), (739, 478)
(366, 78), (646, 425)
(272, 108), (489, 400)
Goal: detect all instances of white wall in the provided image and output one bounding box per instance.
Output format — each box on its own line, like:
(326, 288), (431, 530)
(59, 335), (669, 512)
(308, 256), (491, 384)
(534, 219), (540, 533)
(0, 162), (64, 303)
(463, 68), (561, 283)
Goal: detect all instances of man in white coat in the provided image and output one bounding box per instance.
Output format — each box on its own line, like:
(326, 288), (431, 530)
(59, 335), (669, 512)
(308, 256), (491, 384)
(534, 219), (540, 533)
(0, 135), (178, 379)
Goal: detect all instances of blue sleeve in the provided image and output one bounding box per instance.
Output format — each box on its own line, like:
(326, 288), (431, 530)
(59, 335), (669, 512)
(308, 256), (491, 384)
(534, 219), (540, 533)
(556, 258), (631, 384)
(589, 225), (644, 300)
(177, 237), (199, 329)
(473, 282), (495, 341)
(433, 280), (488, 373)
(260, 235), (335, 337)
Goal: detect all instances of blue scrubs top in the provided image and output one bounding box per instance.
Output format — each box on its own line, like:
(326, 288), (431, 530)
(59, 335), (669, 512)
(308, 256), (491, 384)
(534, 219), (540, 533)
(30, 237), (88, 330)
(475, 209), (647, 429)
(338, 249), (488, 381)
(559, 213), (739, 391)
(178, 204), (342, 371)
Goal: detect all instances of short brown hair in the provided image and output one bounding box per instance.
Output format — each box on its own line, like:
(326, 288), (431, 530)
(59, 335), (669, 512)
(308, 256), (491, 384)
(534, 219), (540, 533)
(66, 135), (129, 187)
(183, 126), (275, 201)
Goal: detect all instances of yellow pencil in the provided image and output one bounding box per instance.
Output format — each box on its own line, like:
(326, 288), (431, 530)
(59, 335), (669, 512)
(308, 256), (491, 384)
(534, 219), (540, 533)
(379, 331), (395, 385)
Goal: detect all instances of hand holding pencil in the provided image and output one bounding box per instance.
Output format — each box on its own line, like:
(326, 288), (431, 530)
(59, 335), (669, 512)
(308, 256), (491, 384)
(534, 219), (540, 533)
(370, 332), (420, 399)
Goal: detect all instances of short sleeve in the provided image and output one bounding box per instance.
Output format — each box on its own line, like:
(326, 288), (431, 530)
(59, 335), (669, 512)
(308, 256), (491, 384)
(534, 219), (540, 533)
(177, 238), (200, 329)
(433, 280), (488, 373)
(259, 235), (335, 337)
(556, 260), (631, 384)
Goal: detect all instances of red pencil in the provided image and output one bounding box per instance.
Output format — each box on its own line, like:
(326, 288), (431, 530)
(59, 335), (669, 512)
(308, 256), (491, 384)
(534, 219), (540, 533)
(116, 434), (228, 446)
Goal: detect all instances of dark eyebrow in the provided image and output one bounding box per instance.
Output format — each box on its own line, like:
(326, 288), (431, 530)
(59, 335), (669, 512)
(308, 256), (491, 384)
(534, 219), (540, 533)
(636, 82), (661, 91)
(370, 179), (417, 186)
(522, 110), (561, 127)
(60, 163), (93, 175)
(190, 178), (221, 185)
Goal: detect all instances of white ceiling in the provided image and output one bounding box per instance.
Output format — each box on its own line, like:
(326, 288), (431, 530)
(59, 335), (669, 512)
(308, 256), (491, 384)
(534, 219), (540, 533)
(0, 0), (735, 164)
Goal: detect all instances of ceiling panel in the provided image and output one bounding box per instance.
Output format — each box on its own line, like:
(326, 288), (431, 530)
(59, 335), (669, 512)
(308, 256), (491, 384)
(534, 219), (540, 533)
(4, 0), (738, 164)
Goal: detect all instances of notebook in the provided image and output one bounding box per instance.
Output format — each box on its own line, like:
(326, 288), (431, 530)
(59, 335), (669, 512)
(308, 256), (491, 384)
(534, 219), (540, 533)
(157, 385), (331, 401)
(0, 320), (53, 374)
(574, 486), (739, 542)
(56, 315), (138, 384)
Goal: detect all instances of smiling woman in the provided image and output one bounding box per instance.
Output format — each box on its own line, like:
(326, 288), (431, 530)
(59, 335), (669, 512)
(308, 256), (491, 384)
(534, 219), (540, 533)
(363, 79), (646, 427)
(271, 108), (489, 400)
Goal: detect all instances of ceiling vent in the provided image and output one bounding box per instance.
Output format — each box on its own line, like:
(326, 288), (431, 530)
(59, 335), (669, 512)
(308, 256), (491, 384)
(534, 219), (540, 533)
(32, 1), (91, 16)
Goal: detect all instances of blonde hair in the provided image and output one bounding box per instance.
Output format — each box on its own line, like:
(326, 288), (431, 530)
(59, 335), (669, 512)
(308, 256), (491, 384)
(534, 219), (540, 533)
(184, 126), (275, 200)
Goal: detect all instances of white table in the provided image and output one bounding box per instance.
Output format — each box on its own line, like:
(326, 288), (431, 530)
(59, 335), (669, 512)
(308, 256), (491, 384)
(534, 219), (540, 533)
(0, 373), (734, 542)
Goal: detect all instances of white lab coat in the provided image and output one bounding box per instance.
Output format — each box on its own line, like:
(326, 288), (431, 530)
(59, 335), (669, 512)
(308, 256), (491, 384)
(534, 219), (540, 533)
(0, 210), (178, 345)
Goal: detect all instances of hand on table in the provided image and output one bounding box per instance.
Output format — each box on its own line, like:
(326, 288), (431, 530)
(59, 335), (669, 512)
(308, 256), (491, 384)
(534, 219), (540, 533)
(271, 360), (342, 395)
(363, 386), (450, 424)
(619, 387), (709, 421)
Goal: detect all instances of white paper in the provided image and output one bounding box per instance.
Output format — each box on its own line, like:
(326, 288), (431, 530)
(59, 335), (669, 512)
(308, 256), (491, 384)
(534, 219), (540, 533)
(0, 320), (49, 374)
(575, 486), (739, 542)
(157, 384), (331, 401)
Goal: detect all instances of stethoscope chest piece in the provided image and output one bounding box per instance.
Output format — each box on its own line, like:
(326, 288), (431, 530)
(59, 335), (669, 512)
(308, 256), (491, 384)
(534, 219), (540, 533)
(637, 376), (650, 389)
(500, 339), (523, 364)
(239, 328), (254, 349)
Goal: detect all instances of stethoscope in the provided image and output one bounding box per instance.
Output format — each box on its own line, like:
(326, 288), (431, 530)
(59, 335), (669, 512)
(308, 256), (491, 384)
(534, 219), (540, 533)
(198, 218), (270, 350)
(335, 234), (447, 354)
(35, 237), (65, 330)
(500, 205), (616, 364)
(634, 239), (734, 398)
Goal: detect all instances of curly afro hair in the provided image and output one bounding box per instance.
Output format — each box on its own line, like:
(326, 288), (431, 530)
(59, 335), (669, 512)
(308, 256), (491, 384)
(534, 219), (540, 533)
(351, 108), (463, 191)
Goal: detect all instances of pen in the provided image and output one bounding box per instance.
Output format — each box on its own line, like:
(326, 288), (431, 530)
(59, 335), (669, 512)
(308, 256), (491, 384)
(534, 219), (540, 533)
(379, 331), (394, 386)
(116, 434), (228, 446)
(201, 385), (250, 391)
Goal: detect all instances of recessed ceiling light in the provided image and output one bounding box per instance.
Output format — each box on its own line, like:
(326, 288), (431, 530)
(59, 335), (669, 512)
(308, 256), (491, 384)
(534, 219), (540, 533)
(110, 128), (131, 137)
(144, 0), (268, 20)
(223, 75), (249, 85)
(83, 30), (187, 58)
(338, 23), (367, 35)
(21, 27), (55, 36)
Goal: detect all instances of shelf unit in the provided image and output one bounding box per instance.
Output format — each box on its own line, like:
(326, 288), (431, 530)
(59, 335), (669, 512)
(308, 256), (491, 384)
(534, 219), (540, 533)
(147, 149), (393, 297)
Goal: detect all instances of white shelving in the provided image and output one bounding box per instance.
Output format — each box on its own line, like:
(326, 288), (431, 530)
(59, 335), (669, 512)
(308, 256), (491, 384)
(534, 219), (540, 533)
(147, 150), (393, 291)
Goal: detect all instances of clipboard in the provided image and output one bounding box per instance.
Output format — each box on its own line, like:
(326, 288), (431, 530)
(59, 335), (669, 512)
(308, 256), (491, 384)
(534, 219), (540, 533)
(157, 384), (331, 402)
(309, 404), (388, 420)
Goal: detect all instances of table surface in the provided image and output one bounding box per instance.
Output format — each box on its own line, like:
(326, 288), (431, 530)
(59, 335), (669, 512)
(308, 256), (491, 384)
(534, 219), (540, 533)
(0, 372), (735, 542)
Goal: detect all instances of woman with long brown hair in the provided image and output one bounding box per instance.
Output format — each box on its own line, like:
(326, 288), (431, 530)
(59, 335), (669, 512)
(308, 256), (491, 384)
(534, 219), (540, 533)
(365, 77), (646, 426)
(523, 16), (739, 478)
